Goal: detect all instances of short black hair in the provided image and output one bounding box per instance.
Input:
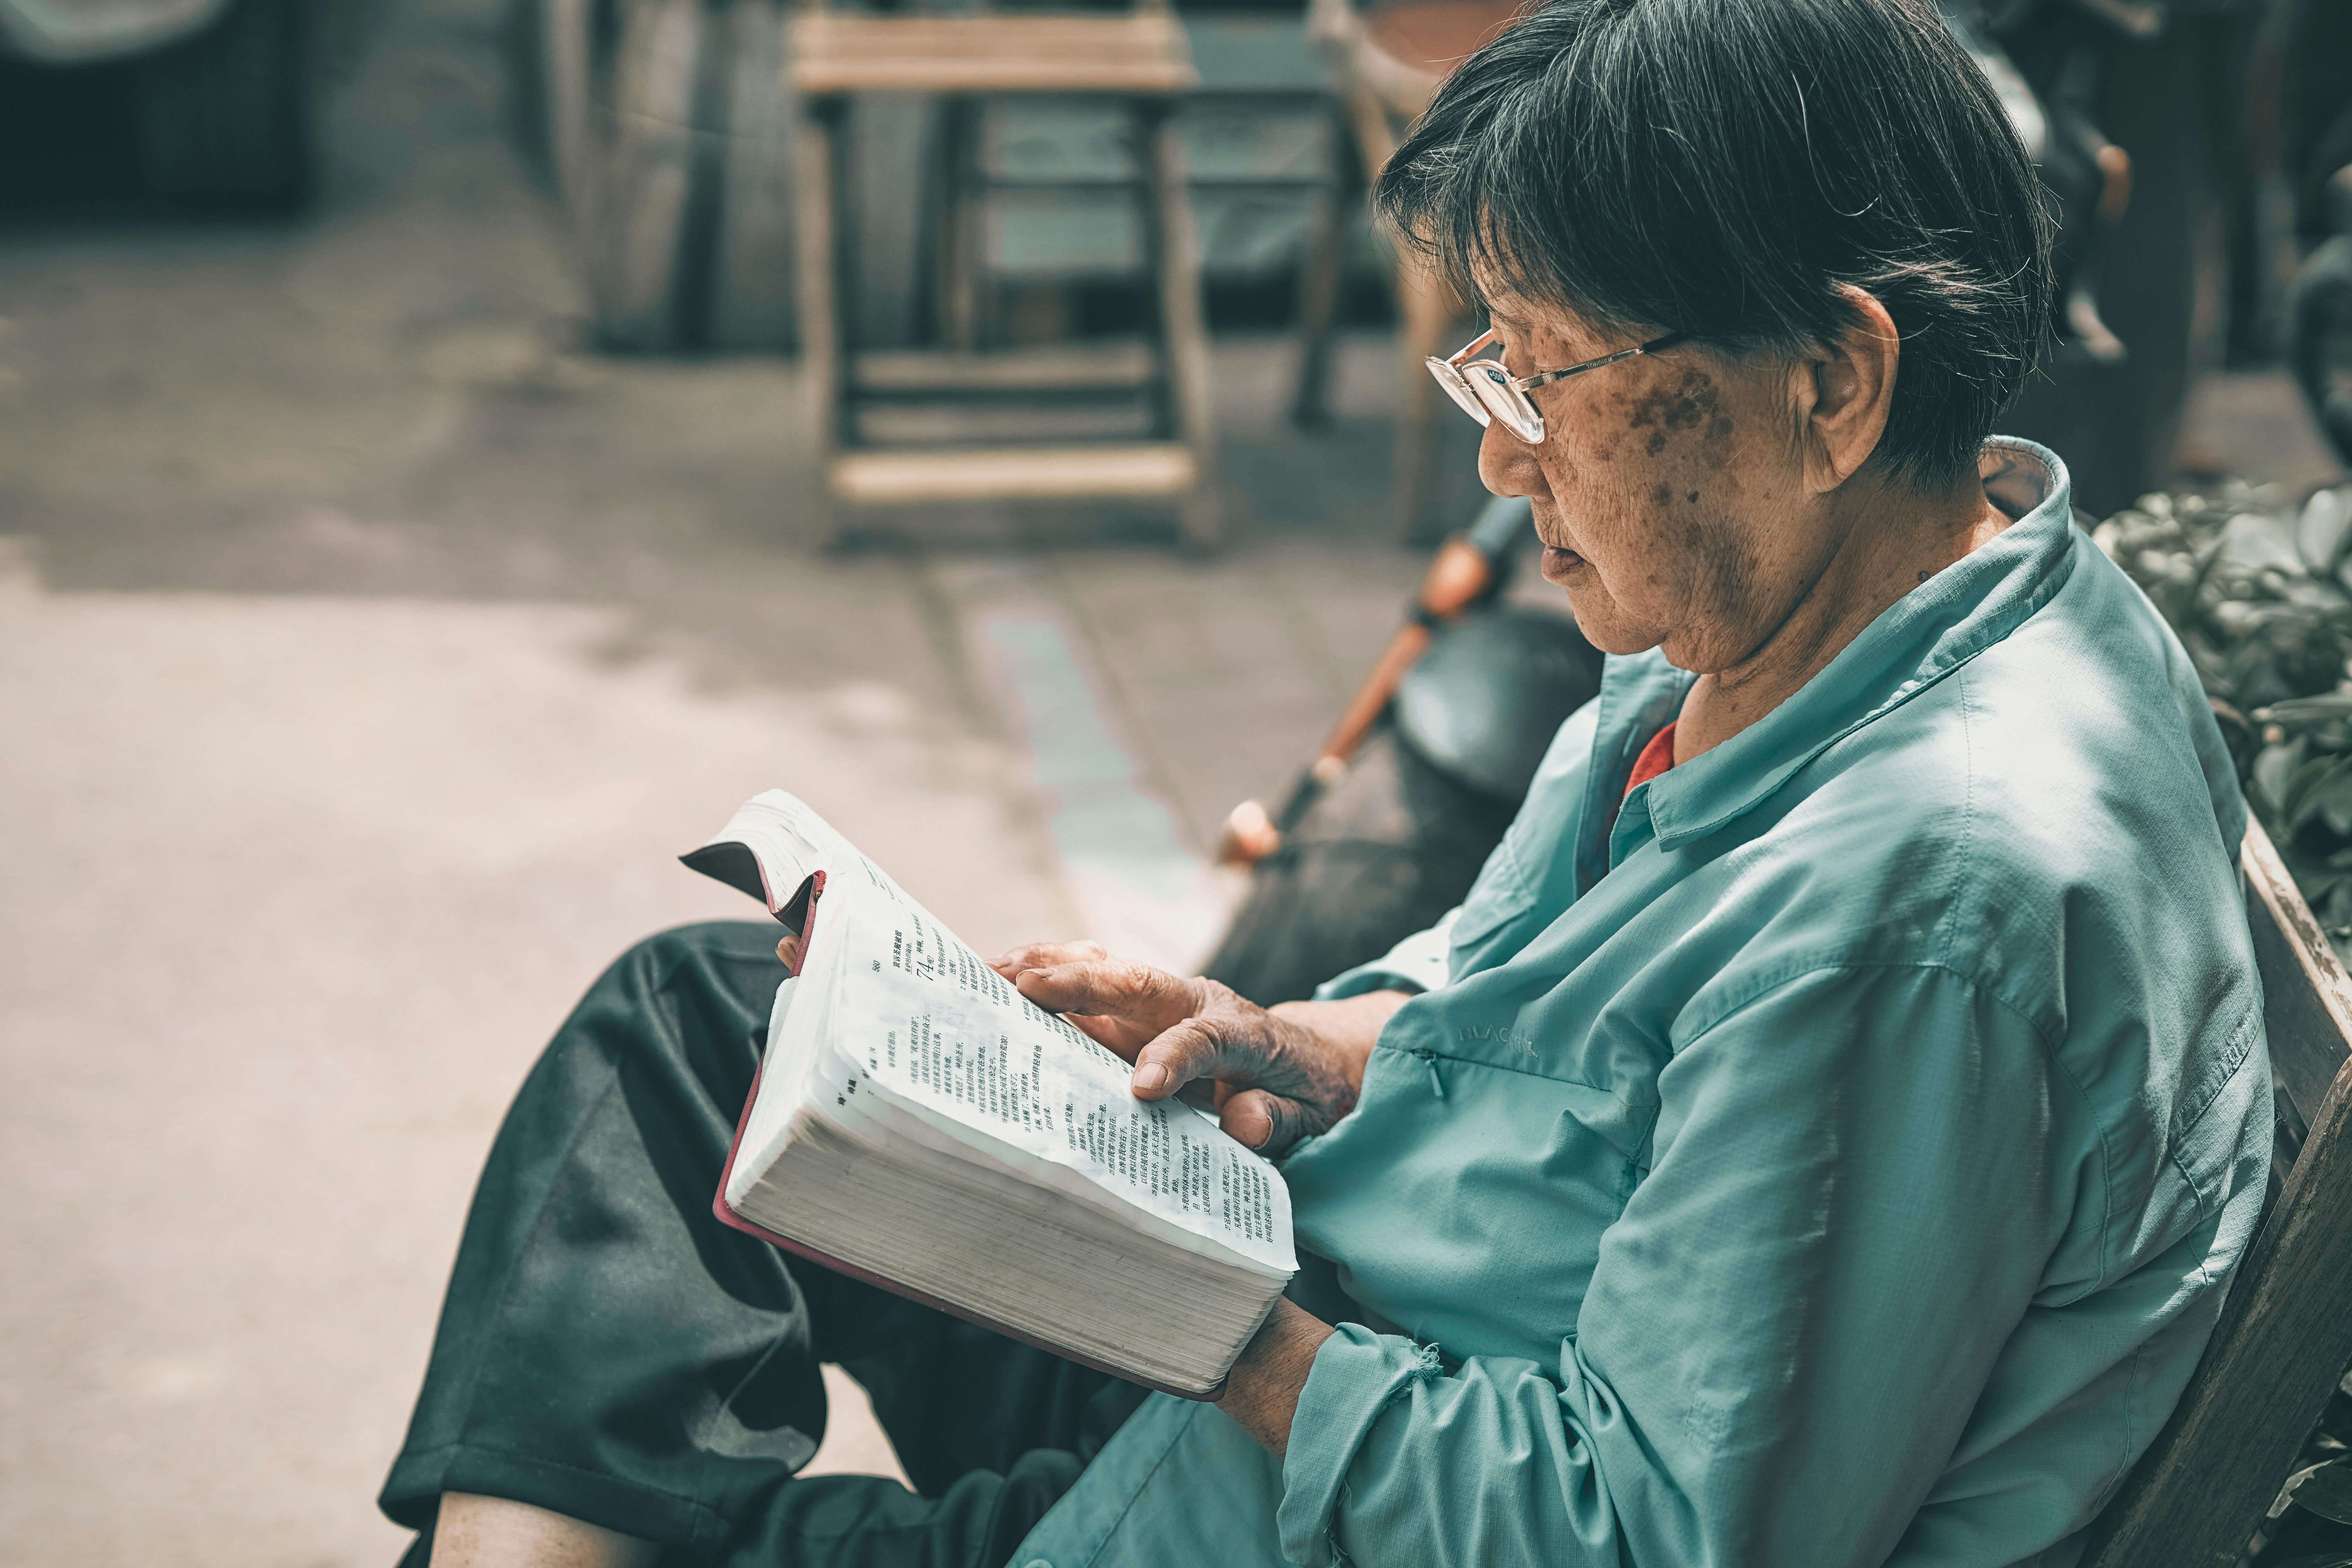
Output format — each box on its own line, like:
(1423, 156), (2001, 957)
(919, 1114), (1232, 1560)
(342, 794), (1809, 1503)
(1375, 0), (2054, 487)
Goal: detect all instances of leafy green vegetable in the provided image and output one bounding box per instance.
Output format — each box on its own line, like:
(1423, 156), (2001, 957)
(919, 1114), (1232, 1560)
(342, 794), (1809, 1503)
(2299, 1460), (2352, 1528)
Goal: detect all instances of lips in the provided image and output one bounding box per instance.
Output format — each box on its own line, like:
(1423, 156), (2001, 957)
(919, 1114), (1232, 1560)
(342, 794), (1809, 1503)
(1541, 545), (1586, 578)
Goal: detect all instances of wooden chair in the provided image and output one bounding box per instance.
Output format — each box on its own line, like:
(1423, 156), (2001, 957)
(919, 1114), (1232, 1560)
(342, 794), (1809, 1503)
(2079, 816), (2352, 1567)
(1293, 0), (1520, 544)
(788, 0), (1222, 550)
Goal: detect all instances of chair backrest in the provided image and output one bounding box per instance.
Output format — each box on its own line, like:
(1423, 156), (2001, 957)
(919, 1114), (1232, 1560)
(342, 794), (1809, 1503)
(790, 0), (1197, 100)
(2079, 816), (2352, 1568)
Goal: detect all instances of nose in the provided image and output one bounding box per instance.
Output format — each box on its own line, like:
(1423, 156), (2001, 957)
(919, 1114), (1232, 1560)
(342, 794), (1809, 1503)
(1476, 417), (1547, 501)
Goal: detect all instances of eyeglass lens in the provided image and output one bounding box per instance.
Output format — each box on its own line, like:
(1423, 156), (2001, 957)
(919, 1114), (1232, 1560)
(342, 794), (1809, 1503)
(1467, 363), (1541, 439)
(1430, 361), (1492, 426)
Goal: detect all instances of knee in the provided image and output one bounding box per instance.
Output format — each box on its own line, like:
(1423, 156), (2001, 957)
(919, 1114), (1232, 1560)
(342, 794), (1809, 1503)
(604, 922), (787, 1014)
(560, 921), (785, 1103)
(620, 920), (788, 979)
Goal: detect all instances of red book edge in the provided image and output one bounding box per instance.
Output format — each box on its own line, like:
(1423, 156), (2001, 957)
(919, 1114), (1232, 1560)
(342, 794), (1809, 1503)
(706, 869), (1231, 1403)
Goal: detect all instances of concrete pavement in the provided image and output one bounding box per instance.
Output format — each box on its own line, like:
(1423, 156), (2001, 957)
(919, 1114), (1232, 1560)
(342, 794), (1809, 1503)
(2, 0), (2344, 1559)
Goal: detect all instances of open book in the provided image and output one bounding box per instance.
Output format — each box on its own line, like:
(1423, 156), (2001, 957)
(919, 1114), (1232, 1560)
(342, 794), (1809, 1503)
(683, 791), (1297, 1398)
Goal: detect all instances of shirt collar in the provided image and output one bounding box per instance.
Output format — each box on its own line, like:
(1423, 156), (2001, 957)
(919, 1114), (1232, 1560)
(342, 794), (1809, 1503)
(1596, 436), (2078, 868)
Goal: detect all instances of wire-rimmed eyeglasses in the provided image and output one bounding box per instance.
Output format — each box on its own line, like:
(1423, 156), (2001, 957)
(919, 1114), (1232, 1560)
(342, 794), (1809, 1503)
(1426, 327), (1690, 444)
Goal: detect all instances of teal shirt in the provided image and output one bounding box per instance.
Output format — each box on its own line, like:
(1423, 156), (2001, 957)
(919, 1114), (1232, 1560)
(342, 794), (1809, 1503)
(1013, 440), (2272, 1568)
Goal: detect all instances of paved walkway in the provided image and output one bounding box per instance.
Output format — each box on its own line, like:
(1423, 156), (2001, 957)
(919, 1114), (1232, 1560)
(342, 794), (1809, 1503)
(1, 0), (2342, 1559)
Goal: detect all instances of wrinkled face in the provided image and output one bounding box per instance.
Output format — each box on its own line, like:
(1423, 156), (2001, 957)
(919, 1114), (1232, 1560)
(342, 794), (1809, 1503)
(1475, 300), (1822, 672)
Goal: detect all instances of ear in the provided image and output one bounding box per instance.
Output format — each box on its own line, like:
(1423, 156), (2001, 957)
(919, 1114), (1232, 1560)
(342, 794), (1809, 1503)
(1794, 286), (1899, 494)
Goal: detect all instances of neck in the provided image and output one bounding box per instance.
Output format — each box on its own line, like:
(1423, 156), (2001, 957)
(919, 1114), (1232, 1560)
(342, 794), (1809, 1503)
(1673, 471), (2006, 763)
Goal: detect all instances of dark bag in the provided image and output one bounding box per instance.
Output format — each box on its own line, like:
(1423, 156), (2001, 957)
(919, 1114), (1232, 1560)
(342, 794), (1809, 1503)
(1203, 596), (1602, 1007)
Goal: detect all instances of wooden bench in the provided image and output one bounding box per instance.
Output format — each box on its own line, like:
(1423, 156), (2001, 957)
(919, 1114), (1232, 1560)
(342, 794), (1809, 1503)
(2080, 816), (2352, 1566)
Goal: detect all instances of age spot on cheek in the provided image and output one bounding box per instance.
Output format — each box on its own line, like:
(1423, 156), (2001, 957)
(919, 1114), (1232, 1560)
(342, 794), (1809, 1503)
(1626, 370), (1730, 460)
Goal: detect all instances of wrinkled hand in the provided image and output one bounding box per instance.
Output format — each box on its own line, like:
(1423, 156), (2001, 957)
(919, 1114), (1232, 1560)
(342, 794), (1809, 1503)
(988, 941), (1364, 1157)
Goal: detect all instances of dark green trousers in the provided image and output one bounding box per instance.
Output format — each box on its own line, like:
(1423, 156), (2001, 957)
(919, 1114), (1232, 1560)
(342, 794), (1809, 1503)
(380, 922), (1148, 1567)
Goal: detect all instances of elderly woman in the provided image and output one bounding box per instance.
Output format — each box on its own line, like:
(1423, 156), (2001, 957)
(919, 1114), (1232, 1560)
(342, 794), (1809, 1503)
(383, 0), (2272, 1563)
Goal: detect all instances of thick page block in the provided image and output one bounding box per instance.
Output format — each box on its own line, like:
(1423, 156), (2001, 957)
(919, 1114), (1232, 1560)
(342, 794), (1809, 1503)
(685, 791), (1294, 1398)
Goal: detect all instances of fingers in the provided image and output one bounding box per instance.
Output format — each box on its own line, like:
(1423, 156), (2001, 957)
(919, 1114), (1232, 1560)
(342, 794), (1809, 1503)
(1220, 1089), (1315, 1156)
(988, 940), (1105, 980)
(1126, 1013), (1242, 1102)
(1013, 958), (1197, 1028)
(990, 952), (1321, 1155)
(775, 933), (804, 971)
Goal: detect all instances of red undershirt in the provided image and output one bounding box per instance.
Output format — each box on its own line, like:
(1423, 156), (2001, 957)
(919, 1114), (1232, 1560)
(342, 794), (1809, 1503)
(1625, 721), (1678, 797)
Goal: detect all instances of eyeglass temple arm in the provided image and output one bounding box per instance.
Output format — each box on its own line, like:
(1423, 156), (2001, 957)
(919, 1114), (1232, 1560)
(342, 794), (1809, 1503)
(1445, 329), (1502, 369)
(1515, 331), (1690, 391)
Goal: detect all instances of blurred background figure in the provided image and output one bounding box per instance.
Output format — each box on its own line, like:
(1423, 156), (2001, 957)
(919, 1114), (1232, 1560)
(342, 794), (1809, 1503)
(2, 0), (2348, 1563)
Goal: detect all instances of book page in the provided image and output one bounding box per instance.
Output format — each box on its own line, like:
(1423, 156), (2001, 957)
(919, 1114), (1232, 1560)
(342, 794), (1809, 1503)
(817, 880), (1294, 1276)
(684, 792), (830, 917)
(699, 790), (1294, 1277)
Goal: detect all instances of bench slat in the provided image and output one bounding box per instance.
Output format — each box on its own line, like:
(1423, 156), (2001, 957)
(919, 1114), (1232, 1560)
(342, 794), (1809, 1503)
(2079, 817), (2352, 1568)
(2245, 818), (2352, 1126)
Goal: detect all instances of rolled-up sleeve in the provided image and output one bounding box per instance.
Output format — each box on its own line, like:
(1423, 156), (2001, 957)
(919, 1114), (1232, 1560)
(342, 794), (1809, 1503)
(1276, 962), (2079, 1568)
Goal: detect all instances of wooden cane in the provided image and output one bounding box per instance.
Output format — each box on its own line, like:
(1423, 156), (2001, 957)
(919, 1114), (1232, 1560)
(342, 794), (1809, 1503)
(1218, 532), (1501, 866)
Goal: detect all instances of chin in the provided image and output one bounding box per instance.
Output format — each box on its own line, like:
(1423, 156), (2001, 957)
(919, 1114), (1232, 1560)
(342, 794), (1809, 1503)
(1584, 630), (1665, 659)
(1557, 589), (1667, 660)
